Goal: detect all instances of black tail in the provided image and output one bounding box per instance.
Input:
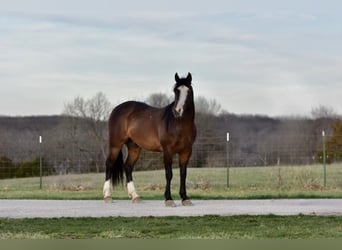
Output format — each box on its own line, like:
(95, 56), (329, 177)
(105, 150), (124, 187)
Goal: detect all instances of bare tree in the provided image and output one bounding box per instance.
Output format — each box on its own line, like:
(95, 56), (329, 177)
(145, 93), (172, 107)
(63, 92), (112, 171)
(195, 96), (222, 115)
(311, 105), (337, 119)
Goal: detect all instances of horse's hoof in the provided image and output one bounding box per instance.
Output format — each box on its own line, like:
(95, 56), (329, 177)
(165, 200), (176, 207)
(104, 196), (113, 203)
(182, 199), (193, 206)
(132, 196), (142, 204)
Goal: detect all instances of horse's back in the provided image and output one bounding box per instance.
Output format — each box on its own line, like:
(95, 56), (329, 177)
(110, 101), (149, 115)
(108, 101), (165, 151)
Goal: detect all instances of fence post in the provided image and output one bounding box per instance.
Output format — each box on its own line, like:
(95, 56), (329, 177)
(39, 136), (42, 189)
(226, 132), (230, 188)
(322, 130), (327, 187)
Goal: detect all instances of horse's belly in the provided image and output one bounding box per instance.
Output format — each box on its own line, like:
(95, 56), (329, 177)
(128, 129), (163, 152)
(136, 139), (163, 152)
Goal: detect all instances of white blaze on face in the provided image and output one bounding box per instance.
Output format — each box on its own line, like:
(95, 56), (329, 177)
(103, 180), (111, 198)
(175, 85), (189, 116)
(127, 181), (139, 199)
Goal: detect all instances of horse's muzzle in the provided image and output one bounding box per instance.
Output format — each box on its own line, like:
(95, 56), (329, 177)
(172, 108), (182, 118)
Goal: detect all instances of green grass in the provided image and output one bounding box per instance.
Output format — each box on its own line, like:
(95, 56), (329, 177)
(1, 215), (342, 239)
(1, 164), (342, 200)
(2, 165), (342, 240)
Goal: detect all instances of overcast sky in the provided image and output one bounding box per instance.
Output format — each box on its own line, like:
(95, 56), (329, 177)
(0, 0), (341, 117)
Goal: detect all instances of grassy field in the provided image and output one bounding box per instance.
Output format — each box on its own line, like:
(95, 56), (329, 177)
(1, 215), (342, 239)
(1, 164), (342, 239)
(1, 164), (342, 200)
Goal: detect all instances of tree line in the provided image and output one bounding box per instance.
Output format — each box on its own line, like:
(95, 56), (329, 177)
(0, 92), (341, 178)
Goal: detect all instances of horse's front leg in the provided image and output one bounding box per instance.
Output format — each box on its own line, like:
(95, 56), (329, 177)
(179, 150), (193, 206)
(163, 152), (176, 207)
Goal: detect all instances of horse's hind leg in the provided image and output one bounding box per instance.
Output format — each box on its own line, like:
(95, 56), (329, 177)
(124, 140), (142, 203)
(103, 147), (122, 203)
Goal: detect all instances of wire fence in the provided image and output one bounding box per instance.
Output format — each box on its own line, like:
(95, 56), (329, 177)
(0, 133), (340, 181)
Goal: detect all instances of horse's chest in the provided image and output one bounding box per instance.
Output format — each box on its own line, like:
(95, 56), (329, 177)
(171, 132), (195, 151)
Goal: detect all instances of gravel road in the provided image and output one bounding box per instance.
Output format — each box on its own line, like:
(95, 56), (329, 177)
(1, 199), (342, 218)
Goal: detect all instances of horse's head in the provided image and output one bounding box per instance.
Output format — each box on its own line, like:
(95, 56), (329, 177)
(173, 72), (194, 118)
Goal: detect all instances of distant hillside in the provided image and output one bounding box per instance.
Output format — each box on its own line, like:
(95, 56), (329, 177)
(0, 115), (69, 131)
(0, 113), (337, 176)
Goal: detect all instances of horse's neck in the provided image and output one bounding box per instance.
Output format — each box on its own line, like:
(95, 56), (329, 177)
(178, 102), (195, 124)
(164, 100), (195, 124)
(185, 105), (195, 122)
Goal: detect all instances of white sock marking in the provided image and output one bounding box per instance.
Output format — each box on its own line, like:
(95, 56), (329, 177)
(103, 180), (111, 198)
(127, 181), (139, 199)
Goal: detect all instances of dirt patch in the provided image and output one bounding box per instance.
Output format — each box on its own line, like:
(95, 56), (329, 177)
(304, 184), (325, 190)
(188, 180), (210, 190)
(61, 185), (93, 191)
(142, 184), (164, 191)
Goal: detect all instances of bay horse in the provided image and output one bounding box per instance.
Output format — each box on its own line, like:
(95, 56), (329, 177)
(103, 72), (196, 207)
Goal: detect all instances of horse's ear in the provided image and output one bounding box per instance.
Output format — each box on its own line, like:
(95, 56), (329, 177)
(186, 72), (192, 83)
(175, 73), (180, 83)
